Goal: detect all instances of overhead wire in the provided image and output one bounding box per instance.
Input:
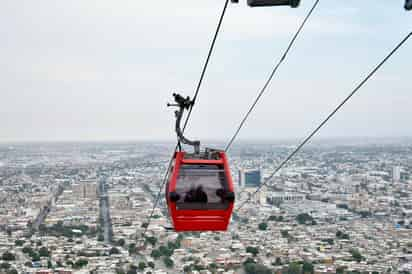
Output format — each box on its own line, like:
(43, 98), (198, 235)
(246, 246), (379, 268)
(236, 31), (412, 212)
(224, 0), (321, 152)
(139, 0), (230, 245)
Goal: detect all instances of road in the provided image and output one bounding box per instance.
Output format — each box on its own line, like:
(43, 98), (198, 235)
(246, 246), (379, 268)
(31, 184), (64, 231)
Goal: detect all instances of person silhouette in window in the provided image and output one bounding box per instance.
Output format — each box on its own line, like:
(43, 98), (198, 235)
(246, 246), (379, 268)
(184, 185), (208, 203)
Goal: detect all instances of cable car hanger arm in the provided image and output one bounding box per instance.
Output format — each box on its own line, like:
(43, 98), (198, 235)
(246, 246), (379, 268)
(168, 93), (201, 154)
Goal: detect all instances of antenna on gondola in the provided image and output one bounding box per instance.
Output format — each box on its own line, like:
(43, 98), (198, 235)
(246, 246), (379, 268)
(167, 93), (200, 154)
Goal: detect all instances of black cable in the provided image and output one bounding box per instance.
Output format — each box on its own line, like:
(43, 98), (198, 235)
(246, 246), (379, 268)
(224, 0), (321, 152)
(182, 0), (230, 135)
(139, 0), (230, 244)
(236, 31), (412, 211)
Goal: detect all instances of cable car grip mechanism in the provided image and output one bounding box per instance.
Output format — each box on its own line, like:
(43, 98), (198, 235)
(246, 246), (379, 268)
(167, 93), (200, 154)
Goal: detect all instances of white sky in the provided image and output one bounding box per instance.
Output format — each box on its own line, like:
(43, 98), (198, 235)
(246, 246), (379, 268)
(1, 0), (411, 143)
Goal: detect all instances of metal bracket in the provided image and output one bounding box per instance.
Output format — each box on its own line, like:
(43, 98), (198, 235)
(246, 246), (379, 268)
(168, 93), (200, 154)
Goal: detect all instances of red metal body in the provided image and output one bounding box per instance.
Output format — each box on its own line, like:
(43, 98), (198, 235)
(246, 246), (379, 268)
(166, 151), (235, 232)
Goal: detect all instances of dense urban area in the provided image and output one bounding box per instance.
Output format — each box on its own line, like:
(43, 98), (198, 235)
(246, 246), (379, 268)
(1, 139), (412, 274)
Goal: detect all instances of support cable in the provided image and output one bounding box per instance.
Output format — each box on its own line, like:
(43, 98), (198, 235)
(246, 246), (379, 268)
(236, 31), (412, 212)
(224, 0), (321, 152)
(139, 0), (230, 245)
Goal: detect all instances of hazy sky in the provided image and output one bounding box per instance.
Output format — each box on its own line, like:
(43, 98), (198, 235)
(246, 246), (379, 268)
(1, 0), (411, 143)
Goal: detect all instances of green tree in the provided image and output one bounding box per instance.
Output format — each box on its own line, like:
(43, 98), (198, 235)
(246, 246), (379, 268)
(14, 239), (25, 246)
(117, 238), (125, 246)
(244, 263), (272, 274)
(151, 249), (161, 259)
(281, 230), (289, 238)
(39, 246), (50, 257)
(0, 262), (11, 269)
(73, 259), (88, 269)
(22, 246), (33, 254)
(274, 257), (282, 265)
(97, 234), (104, 242)
(1, 252), (15, 261)
(146, 236), (157, 246)
(246, 246), (259, 256)
(163, 257), (174, 268)
(336, 267), (345, 274)
(47, 260), (53, 268)
(350, 249), (363, 262)
(109, 247), (120, 255)
(296, 213), (314, 225)
(116, 268), (125, 274)
(128, 243), (136, 254)
(288, 262), (301, 274)
(258, 222), (268, 231)
(8, 269), (18, 274)
(138, 262), (146, 271)
(302, 261), (314, 274)
(148, 261), (155, 269)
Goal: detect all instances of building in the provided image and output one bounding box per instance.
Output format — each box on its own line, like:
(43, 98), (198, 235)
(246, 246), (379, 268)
(267, 192), (305, 204)
(393, 166), (401, 182)
(72, 179), (97, 199)
(239, 169), (261, 188)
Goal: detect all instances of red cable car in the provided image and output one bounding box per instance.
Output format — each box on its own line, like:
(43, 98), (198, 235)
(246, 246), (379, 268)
(166, 93), (235, 232)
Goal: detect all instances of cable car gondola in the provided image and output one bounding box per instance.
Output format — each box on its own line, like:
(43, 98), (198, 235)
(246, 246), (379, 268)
(166, 93), (235, 232)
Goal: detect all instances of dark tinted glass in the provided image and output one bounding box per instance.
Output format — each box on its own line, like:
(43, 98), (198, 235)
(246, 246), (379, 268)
(175, 164), (230, 210)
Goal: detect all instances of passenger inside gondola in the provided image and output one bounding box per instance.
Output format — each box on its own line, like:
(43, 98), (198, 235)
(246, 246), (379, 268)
(184, 185), (208, 203)
(175, 164), (229, 210)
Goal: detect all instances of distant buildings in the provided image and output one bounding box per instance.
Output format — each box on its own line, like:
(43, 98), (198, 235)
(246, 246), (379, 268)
(72, 179), (97, 199)
(393, 166), (401, 182)
(238, 169), (261, 188)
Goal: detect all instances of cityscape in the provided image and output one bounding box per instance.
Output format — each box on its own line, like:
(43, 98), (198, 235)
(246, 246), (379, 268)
(1, 139), (412, 274)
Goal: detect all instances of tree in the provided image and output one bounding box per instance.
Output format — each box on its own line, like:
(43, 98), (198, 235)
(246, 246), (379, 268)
(296, 213), (314, 225)
(246, 246), (259, 256)
(258, 222), (268, 231)
(74, 259), (88, 269)
(146, 236), (157, 246)
(117, 238), (125, 246)
(8, 269), (18, 274)
(287, 262), (301, 274)
(128, 243), (136, 254)
(336, 267), (345, 274)
(22, 246), (33, 254)
(302, 261), (314, 274)
(0, 262), (11, 269)
(163, 257), (174, 268)
(47, 260), (53, 268)
(109, 247), (120, 255)
(116, 268), (125, 274)
(151, 249), (161, 259)
(15, 239), (25, 246)
(148, 261), (155, 269)
(350, 249), (363, 262)
(138, 262), (146, 271)
(244, 262), (272, 274)
(97, 234), (104, 241)
(274, 257), (282, 266)
(1, 252), (15, 261)
(141, 222), (149, 228)
(281, 230), (289, 238)
(39, 246), (50, 257)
